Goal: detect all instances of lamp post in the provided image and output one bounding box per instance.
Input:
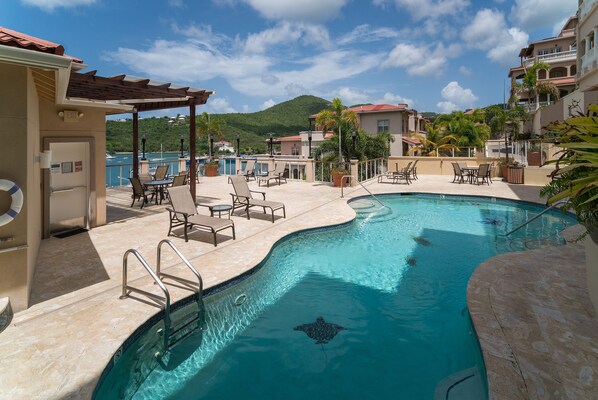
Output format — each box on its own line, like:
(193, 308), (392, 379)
(236, 133), (241, 157)
(269, 132), (274, 157)
(308, 129), (312, 159)
(209, 134), (214, 160)
(141, 133), (147, 160)
(179, 134), (184, 158)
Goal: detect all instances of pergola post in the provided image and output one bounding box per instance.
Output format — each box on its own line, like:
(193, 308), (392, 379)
(132, 111), (139, 179)
(189, 102), (196, 200)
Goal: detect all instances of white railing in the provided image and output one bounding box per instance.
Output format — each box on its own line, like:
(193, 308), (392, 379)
(581, 46), (598, 76)
(106, 159), (181, 188)
(357, 158), (387, 181)
(523, 50), (576, 68)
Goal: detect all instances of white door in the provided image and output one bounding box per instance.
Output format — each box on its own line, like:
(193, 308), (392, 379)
(49, 142), (90, 234)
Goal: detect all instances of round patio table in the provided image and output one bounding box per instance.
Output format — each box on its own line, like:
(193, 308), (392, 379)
(143, 179), (173, 205)
(209, 204), (233, 219)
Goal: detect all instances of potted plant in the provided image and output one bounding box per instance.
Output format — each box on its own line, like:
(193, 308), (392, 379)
(204, 159), (219, 177)
(507, 160), (525, 184)
(540, 105), (598, 311)
(331, 164), (350, 187)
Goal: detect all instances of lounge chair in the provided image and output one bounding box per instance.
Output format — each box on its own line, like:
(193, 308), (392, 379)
(377, 162), (411, 184)
(130, 177), (152, 208)
(166, 186), (235, 246)
(410, 159), (419, 180)
(154, 165), (169, 181)
(229, 176), (286, 222)
(258, 162), (287, 187)
(237, 159), (257, 181)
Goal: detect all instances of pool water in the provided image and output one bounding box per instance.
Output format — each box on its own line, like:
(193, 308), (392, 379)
(95, 194), (576, 400)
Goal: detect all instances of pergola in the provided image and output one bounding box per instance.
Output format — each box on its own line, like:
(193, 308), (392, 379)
(67, 71), (214, 198)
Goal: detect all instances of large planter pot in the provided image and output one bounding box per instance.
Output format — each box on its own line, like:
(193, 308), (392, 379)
(527, 151), (542, 166)
(500, 165), (508, 181)
(332, 171), (348, 187)
(205, 163), (219, 177)
(586, 230), (598, 313)
(507, 167), (524, 184)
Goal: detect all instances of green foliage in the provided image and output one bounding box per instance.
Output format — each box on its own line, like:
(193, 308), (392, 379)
(106, 95), (331, 154)
(540, 105), (598, 238)
(513, 61), (560, 104)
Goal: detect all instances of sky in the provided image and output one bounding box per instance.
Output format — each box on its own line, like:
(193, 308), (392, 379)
(5, 0), (578, 117)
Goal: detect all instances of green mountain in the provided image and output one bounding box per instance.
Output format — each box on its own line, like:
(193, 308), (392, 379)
(106, 95), (332, 154)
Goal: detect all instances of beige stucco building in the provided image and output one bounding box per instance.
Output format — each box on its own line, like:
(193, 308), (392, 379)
(578, 0), (598, 92)
(0, 28), (211, 312)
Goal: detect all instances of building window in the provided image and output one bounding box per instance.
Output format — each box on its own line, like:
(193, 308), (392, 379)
(292, 145), (299, 155)
(377, 119), (389, 133)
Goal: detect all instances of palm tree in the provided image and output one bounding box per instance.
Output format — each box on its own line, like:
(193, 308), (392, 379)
(486, 105), (528, 162)
(414, 119), (459, 156)
(196, 112), (224, 160)
(514, 61), (560, 109)
(315, 98), (358, 162)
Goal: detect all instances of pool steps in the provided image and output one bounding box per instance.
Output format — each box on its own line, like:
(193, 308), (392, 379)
(120, 239), (204, 352)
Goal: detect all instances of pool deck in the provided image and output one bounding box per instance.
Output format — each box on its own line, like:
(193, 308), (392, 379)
(0, 175), (595, 399)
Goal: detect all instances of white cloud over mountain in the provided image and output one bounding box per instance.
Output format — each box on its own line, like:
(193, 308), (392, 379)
(436, 81), (477, 112)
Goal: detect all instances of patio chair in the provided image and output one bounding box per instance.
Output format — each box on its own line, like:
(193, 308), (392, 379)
(229, 176), (285, 222)
(258, 162), (287, 187)
(129, 177), (152, 208)
(475, 163), (492, 185)
(178, 170), (189, 184)
(410, 159), (419, 180)
(451, 162), (465, 183)
(154, 165), (169, 181)
(166, 186), (235, 246)
(237, 159), (257, 181)
(171, 174), (187, 187)
(392, 161), (412, 184)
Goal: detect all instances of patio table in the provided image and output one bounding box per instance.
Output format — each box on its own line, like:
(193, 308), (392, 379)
(143, 179), (173, 205)
(461, 166), (479, 184)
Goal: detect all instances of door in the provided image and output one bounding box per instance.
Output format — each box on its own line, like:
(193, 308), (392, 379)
(49, 142), (90, 234)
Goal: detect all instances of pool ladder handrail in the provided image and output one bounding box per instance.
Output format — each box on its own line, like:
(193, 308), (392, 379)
(120, 249), (172, 340)
(503, 200), (568, 237)
(340, 174), (390, 210)
(156, 239), (203, 305)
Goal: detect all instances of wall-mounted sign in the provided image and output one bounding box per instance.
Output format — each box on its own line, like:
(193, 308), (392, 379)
(74, 161), (82, 172)
(51, 163), (60, 174)
(61, 162), (73, 174)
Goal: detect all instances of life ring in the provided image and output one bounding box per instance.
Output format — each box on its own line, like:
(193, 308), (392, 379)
(0, 180), (23, 227)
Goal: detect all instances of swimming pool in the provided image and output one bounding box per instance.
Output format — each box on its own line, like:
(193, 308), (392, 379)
(94, 194), (576, 399)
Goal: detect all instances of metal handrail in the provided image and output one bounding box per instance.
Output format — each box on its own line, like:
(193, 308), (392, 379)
(120, 249), (171, 337)
(340, 175), (390, 209)
(156, 239), (203, 304)
(503, 200), (568, 236)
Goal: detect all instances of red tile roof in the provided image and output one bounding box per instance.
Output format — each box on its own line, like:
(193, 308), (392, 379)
(277, 135), (301, 142)
(0, 26), (82, 63)
(544, 77), (575, 86)
(402, 137), (421, 145)
(348, 104), (408, 113)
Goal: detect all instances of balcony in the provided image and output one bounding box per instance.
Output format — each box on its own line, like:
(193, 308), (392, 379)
(580, 0), (598, 22)
(523, 50), (577, 68)
(581, 46), (598, 76)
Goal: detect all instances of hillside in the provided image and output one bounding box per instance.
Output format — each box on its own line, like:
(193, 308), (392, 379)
(106, 95), (332, 154)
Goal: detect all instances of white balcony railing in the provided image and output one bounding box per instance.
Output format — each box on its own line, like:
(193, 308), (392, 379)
(581, 46), (598, 75)
(523, 50), (577, 67)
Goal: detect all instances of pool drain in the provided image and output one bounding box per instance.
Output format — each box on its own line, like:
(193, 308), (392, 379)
(234, 294), (248, 306)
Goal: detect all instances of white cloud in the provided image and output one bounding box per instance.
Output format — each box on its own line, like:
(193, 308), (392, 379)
(243, 0), (348, 21)
(169, 0), (184, 7)
(462, 9), (528, 66)
(436, 81), (477, 112)
(382, 42), (460, 77)
(21, 0), (95, 11)
(437, 101), (459, 113)
(262, 99), (276, 109)
(207, 97), (236, 113)
(390, 0), (470, 21)
(510, 0), (577, 31)
(334, 88), (414, 108)
(459, 66), (471, 76)
(338, 24), (400, 45)
(552, 17), (569, 36)
(244, 22), (331, 54)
